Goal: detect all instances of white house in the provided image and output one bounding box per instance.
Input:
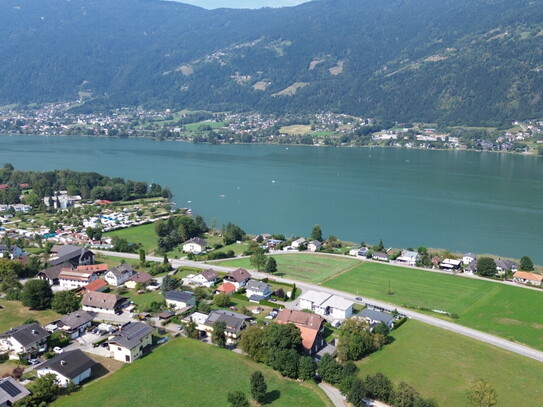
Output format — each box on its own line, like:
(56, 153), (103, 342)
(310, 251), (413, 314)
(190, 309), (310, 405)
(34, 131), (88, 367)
(245, 280), (272, 302)
(357, 308), (396, 329)
(512, 271), (542, 286)
(182, 237), (207, 254)
(0, 323), (50, 359)
(372, 252), (390, 262)
(37, 349), (96, 386)
(165, 291), (196, 310)
(58, 269), (99, 290)
(322, 295), (354, 319)
(395, 250), (419, 266)
(108, 322), (154, 363)
(224, 268), (252, 290)
(292, 238), (306, 249)
(81, 292), (128, 315)
(462, 253), (477, 265)
(307, 240), (322, 252)
(439, 258), (462, 270)
(298, 290), (354, 319)
(189, 269), (218, 287)
(54, 310), (94, 339)
(105, 264), (136, 286)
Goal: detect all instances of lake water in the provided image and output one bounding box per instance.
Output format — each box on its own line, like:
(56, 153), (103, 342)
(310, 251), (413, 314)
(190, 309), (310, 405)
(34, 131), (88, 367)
(1, 135), (542, 263)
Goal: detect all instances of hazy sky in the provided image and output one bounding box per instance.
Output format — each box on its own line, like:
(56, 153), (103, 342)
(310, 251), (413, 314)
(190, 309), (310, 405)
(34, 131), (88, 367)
(170, 0), (309, 9)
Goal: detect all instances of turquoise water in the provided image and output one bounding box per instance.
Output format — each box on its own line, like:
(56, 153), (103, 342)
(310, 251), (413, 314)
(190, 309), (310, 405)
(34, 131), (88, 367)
(1, 135), (542, 263)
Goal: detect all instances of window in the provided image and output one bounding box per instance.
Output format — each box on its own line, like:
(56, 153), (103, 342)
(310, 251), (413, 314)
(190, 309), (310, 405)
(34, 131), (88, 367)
(125, 355), (130, 362)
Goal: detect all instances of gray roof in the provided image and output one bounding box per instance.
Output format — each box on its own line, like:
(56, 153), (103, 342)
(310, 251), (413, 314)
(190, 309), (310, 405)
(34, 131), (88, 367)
(109, 322), (154, 350)
(357, 309), (395, 325)
(1, 323), (50, 347)
(165, 290), (195, 303)
(495, 259), (517, 270)
(38, 349), (96, 380)
(226, 268), (251, 283)
(204, 310), (251, 334)
(0, 376), (30, 405)
(246, 280), (270, 292)
(58, 310), (94, 330)
(200, 268), (218, 281)
(184, 237), (207, 246)
(49, 245), (94, 266)
(108, 263), (135, 279)
(38, 262), (73, 280)
(82, 292), (127, 310)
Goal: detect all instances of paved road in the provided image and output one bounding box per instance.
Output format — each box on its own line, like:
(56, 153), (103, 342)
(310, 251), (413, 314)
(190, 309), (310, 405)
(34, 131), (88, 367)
(96, 250), (543, 363)
(318, 382), (346, 407)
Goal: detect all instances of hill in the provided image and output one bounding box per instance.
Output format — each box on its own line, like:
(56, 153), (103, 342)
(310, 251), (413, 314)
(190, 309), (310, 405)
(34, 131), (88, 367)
(1, 0), (542, 125)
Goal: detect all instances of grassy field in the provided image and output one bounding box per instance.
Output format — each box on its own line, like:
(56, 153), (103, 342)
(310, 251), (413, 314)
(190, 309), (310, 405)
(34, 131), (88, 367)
(104, 223), (158, 252)
(0, 300), (61, 333)
(53, 338), (331, 407)
(357, 321), (543, 407)
(219, 253), (361, 283)
(184, 121), (225, 131)
(279, 124), (312, 135)
(324, 262), (543, 349)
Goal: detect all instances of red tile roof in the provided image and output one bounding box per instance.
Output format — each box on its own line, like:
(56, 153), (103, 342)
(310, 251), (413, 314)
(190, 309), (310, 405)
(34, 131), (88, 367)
(216, 282), (236, 294)
(84, 279), (108, 292)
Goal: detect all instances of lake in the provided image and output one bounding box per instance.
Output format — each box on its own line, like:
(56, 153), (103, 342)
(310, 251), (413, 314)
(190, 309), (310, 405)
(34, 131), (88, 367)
(1, 135), (542, 263)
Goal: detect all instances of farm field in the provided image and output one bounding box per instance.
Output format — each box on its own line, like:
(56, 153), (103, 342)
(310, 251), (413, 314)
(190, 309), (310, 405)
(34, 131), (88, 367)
(357, 320), (543, 407)
(0, 300), (60, 333)
(219, 253), (361, 283)
(53, 337), (331, 407)
(104, 223), (157, 252)
(324, 262), (543, 349)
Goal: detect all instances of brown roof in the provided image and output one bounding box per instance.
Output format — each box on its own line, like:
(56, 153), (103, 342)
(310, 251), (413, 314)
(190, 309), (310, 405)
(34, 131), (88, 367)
(128, 272), (153, 283)
(513, 271), (543, 282)
(275, 309), (325, 330)
(200, 268), (218, 281)
(82, 292), (127, 310)
(227, 268), (251, 283)
(58, 269), (97, 282)
(38, 263), (74, 280)
(77, 264), (109, 273)
(216, 282), (236, 294)
(84, 279), (108, 292)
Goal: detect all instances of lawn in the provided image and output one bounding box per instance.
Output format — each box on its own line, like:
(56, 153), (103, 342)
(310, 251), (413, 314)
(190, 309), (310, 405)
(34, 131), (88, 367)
(103, 223), (158, 253)
(124, 290), (165, 310)
(0, 300), (61, 333)
(357, 320), (543, 407)
(324, 262), (543, 349)
(219, 253), (361, 283)
(53, 337), (332, 407)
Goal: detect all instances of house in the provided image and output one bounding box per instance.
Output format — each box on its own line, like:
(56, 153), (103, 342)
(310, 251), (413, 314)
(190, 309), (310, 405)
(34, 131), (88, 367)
(36, 349), (96, 386)
(357, 308), (395, 329)
(9, 245), (26, 260)
(298, 290), (353, 318)
(495, 259), (518, 274)
(48, 245), (94, 267)
(439, 258), (462, 270)
(512, 271), (543, 286)
(189, 269), (218, 287)
(395, 250), (419, 266)
(108, 322), (154, 363)
(462, 253), (477, 265)
(224, 268), (251, 290)
(124, 272), (153, 289)
(292, 238), (306, 249)
(182, 237), (207, 254)
(245, 280), (272, 302)
(75, 263), (109, 275)
(81, 292), (128, 315)
(276, 309), (326, 355)
(216, 282), (236, 294)
(165, 291), (196, 310)
(200, 310), (252, 343)
(349, 247), (369, 257)
(81, 279), (108, 293)
(372, 252), (390, 262)
(105, 264), (136, 286)
(464, 260), (477, 274)
(0, 376), (31, 406)
(37, 263), (73, 285)
(55, 310), (94, 339)
(58, 268), (99, 290)
(307, 240), (322, 252)
(0, 323), (50, 359)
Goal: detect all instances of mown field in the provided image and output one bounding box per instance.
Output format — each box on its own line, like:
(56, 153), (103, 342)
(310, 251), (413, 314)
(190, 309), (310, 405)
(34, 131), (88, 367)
(219, 253), (361, 283)
(324, 262), (543, 349)
(103, 223), (158, 252)
(53, 337), (332, 407)
(357, 321), (543, 407)
(0, 300), (60, 333)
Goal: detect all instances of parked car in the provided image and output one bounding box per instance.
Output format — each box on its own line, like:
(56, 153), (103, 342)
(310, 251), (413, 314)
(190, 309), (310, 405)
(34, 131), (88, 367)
(28, 359), (39, 365)
(53, 347), (63, 354)
(355, 296), (363, 301)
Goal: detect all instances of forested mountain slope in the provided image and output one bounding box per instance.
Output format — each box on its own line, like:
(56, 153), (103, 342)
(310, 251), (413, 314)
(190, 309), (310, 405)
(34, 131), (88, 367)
(1, 0), (542, 125)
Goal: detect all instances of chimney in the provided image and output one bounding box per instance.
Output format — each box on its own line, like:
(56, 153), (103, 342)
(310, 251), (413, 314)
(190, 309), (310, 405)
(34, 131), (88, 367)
(61, 360), (67, 366)
(32, 329), (38, 335)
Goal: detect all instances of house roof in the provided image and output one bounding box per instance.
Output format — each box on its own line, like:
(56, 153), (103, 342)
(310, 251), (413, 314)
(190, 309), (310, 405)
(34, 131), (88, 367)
(299, 290), (332, 306)
(76, 264), (109, 273)
(204, 310), (251, 334)
(308, 240), (322, 247)
(226, 268), (251, 283)
(84, 279), (108, 292)
(246, 280), (270, 292)
(321, 295), (354, 311)
(276, 309), (325, 330)
(38, 349), (96, 379)
(128, 272), (153, 284)
(107, 263), (135, 279)
(496, 259), (517, 270)
(372, 251), (389, 259)
(109, 322), (154, 350)
(513, 271), (543, 282)
(357, 309), (395, 325)
(298, 326), (320, 351)
(293, 238), (306, 244)
(464, 253), (477, 258)
(200, 268), (218, 281)
(0, 376), (30, 405)
(184, 237), (207, 247)
(38, 263), (73, 280)
(58, 310), (94, 330)
(58, 269), (96, 282)
(165, 290), (195, 303)
(49, 245), (94, 266)
(0, 323), (50, 347)
(216, 282), (236, 294)
(82, 292), (127, 310)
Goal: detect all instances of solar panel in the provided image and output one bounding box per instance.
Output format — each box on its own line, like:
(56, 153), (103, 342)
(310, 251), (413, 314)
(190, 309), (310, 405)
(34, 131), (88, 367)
(0, 380), (22, 397)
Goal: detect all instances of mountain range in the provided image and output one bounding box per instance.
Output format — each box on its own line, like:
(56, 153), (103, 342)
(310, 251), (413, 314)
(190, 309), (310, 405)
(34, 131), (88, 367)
(1, 0), (542, 125)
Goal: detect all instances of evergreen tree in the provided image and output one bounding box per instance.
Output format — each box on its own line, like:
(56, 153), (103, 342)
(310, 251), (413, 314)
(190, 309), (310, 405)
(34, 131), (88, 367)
(250, 371), (267, 403)
(311, 225), (323, 241)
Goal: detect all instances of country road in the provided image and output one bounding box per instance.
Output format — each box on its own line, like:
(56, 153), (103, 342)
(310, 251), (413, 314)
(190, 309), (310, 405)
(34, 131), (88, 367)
(96, 250), (543, 363)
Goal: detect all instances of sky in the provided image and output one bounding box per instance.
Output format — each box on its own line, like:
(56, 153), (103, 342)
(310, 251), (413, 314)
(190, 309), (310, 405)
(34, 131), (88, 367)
(170, 0), (309, 9)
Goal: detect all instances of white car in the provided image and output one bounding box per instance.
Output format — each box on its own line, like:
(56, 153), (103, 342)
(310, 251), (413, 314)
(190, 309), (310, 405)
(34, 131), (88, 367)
(53, 347), (64, 354)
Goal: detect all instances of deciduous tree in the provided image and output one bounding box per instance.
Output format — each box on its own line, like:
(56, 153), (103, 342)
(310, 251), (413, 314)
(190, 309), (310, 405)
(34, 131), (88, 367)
(21, 279), (53, 310)
(519, 255), (534, 271)
(476, 257), (497, 277)
(51, 290), (80, 314)
(212, 321), (227, 348)
(226, 391), (250, 407)
(467, 379), (498, 407)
